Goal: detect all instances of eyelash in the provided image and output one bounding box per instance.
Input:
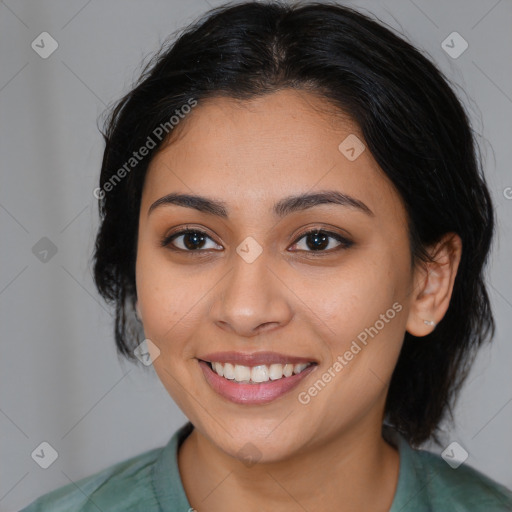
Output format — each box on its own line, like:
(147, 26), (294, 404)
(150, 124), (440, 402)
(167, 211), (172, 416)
(160, 226), (353, 256)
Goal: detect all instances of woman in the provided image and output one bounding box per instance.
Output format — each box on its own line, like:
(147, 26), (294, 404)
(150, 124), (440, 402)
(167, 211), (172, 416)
(22, 1), (512, 510)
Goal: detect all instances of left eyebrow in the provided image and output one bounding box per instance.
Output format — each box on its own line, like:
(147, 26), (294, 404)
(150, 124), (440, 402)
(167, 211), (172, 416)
(274, 190), (374, 218)
(147, 190), (374, 218)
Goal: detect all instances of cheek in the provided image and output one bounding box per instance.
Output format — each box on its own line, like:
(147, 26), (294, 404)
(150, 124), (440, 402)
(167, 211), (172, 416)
(297, 275), (406, 428)
(135, 243), (197, 349)
(136, 248), (205, 410)
(304, 258), (401, 335)
(300, 251), (408, 390)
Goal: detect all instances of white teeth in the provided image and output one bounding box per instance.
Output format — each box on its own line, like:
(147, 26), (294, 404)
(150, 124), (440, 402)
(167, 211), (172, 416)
(213, 362), (224, 377)
(293, 363), (309, 375)
(209, 361), (312, 383)
(283, 364), (294, 377)
(251, 365), (269, 383)
(223, 363), (235, 380)
(268, 364), (284, 380)
(234, 364), (251, 383)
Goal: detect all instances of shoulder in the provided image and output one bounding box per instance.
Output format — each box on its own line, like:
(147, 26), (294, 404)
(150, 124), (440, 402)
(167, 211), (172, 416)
(385, 426), (512, 512)
(409, 444), (512, 511)
(19, 446), (163, 511)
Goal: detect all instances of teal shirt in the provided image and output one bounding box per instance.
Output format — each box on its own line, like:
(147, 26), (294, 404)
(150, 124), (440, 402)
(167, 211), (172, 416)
(20, 422), (512, 511)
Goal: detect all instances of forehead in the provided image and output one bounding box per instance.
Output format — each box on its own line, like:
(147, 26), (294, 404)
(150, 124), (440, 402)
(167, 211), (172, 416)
(141, 89), (404, 223)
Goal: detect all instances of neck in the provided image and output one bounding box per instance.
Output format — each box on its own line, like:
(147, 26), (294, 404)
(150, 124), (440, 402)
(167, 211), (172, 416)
(178, 415), (400, 512)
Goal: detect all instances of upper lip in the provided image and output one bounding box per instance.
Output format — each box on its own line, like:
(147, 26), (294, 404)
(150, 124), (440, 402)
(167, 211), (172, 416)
(199, 351), (317, 366)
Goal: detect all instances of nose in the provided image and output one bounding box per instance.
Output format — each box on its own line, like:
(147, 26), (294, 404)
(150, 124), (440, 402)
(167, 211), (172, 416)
(210, 253), (293, 338)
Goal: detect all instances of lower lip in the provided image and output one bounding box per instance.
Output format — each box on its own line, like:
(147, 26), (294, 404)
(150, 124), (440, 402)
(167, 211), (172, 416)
(199, 361), (316, 405)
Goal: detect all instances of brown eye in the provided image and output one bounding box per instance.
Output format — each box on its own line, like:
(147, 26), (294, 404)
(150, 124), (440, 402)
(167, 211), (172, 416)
(161, 229), (223, 252)
(289, 229), (353, 253)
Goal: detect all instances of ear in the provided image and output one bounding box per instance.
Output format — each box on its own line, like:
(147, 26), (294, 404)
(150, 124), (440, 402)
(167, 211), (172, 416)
(135, 300), (142, 321)
(406, 232), (462, 337)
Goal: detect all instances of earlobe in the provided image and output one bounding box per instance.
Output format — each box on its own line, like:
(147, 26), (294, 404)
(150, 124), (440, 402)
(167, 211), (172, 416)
(405, 233), (462, 337)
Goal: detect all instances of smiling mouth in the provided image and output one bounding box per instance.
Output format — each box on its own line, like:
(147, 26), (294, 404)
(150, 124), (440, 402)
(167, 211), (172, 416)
(202, 361), (316, 384)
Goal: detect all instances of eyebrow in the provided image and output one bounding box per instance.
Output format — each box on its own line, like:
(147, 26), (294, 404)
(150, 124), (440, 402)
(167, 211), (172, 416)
(147, 190), (374, 218)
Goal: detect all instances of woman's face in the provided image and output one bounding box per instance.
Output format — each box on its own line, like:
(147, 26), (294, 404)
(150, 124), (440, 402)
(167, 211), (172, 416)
(136, 89), (417, 462)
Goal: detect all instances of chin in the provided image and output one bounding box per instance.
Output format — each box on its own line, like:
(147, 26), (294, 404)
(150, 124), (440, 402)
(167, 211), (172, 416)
(201, 416), (314, 464)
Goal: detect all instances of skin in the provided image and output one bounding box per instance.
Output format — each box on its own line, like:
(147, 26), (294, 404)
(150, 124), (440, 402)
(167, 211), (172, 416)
(135, 89), (462, 511)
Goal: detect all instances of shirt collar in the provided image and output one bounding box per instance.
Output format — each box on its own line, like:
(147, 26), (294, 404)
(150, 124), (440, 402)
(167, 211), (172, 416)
(151, 422), (194, 511)
(385, 426), (433, 512)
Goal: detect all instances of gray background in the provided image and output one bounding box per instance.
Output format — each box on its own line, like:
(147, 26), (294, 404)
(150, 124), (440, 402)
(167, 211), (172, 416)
(1, 0), (511, 510)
